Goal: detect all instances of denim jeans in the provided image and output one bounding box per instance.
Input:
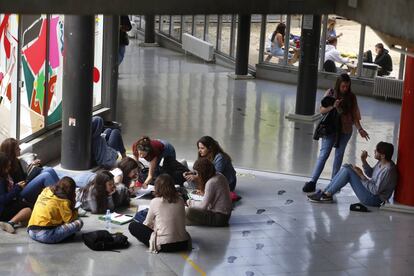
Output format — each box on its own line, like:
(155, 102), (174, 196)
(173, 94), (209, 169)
(20, 167), (60, 204)
(324, 166), (383, 207)
(104, 128), (126, 155)
(311, 132), (352, 183)
(118, 44), (126, 65)
(56, 170), (96, 188)
(28, 219), (83, 244)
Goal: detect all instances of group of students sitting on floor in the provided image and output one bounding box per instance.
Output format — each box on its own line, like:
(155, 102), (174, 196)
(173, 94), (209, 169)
(0, 118), (237, 253)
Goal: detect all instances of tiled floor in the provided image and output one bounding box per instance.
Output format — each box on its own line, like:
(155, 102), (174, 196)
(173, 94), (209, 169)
(1, 40), (411, 276)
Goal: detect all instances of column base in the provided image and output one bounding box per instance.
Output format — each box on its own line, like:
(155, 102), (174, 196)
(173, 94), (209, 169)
(227, 73), (255, 80)
(380, 202), (414, 214)
(139, 42), (159, 47)
(285, 113), (321, 122)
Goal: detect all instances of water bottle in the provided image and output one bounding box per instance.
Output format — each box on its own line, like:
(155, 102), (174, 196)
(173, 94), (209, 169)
(105, 209), (111, 231)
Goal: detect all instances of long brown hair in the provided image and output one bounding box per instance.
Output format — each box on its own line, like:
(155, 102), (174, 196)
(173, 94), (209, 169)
(193, 158), (216, 193)
(0, 152), (11, 179)
(271, 23), (286, 42)
(154, 174), (179, 203)
(118, 157), (142, 184)
(197, 136), (231, 162)
(0, 138), (19, 176)
(80, 171), (114, 214)
(50, 177), (77, 210)
(132, 136), (152, 159)
(333, 73), (354, 114)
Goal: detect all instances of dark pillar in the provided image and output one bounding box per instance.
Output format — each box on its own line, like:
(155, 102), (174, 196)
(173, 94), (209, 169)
(395, 53), (414, 206)
(144, 15), (155, 43)
(102, 15), (120, 120)
(61, 15), (95, 170)
(235, 14), (251, 76)
(295, 15), (321, 116)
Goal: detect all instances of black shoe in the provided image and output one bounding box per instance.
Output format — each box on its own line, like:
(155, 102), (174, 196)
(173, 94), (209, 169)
(302, 181), (316, 193)
(307, 190), (333, 203)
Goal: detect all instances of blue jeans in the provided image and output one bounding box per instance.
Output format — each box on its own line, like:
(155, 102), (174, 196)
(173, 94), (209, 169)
(20, 167), (60, 204)
(118, 45), (126, 65)
(311, 132), (352, 183)
(28, 219), (83, 244)
(104, 128), (126, 155)
(56, 170), (96, 188)
(324, 166), (383, 207)
(159, 141), (176, 162)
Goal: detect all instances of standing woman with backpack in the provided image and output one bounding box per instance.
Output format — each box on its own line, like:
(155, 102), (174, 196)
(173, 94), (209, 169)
(303, 74), (370, 193)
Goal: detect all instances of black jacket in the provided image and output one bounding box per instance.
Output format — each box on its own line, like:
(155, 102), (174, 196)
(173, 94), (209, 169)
(119, 16), (132, 46)
(374, 49), (393, 76)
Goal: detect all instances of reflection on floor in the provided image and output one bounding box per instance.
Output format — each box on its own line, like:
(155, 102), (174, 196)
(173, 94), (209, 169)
(117, 40), (401, 180)
(1, 170), (414, 276)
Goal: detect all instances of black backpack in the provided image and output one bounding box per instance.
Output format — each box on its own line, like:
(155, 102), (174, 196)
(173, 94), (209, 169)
(82, 230), (130, 251)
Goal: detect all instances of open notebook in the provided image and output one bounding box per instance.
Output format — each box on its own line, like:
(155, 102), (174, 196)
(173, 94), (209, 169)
(135, 185), (155, 199)
(98, 212), (133, 225)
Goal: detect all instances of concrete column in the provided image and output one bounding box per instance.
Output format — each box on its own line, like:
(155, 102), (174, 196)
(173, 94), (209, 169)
(229, 14), (254, 79)
(395, 54), (414, 206)
(140, 15), (159, 47)
(61, 15), (95, 170)
(287, 15), (321, 121)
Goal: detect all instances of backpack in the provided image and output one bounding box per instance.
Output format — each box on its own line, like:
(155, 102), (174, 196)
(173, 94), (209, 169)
(82, 230), (130, 251)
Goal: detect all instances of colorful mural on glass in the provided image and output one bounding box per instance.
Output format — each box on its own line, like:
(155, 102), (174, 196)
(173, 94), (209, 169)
(0, 14), (18, 140)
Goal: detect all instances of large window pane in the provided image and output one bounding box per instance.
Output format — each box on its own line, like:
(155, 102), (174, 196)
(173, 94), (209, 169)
(193, 15), (205, 40)
(20, 15), (47, 139)
(93, 15), (104, 107)
(249, 15), (262, 66)
(219, 15), (232, 55)
(46, 15), (64, 126)
(0, 14), (18, 140)
(160, 16), (170, 35)
(171, 16), (181, 41)
(182, 15), (192, 35)
(207, 15), (218, 48)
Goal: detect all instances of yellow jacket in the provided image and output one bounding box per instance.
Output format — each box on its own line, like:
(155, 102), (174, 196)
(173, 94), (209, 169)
(28, 188), (78, 227)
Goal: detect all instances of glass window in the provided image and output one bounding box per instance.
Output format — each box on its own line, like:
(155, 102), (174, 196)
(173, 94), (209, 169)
(193, 15), (205, 40)
(0, 14), (18, 140)
(182, 15), (193, 35)
(20, 15), (47, 139)
(219, 15), (232, 55)
(46, 15), (64, 126)
(160, 16), (170, 35)
(93, 15), (104, 107)
(171, 16), (181, 41)
(140, 16), (145, 30)
(207, 15), (218, 48)
(249, 15), (262, 66)
(232, 15), (238, 57)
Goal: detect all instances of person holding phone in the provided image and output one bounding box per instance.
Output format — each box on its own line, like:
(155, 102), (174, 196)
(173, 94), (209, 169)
(0, 152), (32, 234)
(303, 74), (370, 193)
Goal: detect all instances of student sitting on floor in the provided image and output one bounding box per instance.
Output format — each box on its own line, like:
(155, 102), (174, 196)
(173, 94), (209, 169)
(92, 116), (127, 168)
(27, 177), (83, 244)
(0, 138), (60, 205)
(308, 141), (397, 207)
(76, 171), (130, 214)
(0, 153), (32, 234)
(129, 174), (191, 253)
(185, 158), (232, 227)
(132, 136), (176, 188)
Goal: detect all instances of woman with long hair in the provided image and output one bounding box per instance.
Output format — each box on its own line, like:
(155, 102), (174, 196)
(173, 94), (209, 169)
(265, 23), (299, 64)
(76, 171), (128, 214)
(303, 73), (370, 193)
(185, 158), (232, 227)
(0, 152), (32, 234)
(186, 136), (237, 191)
(27, 177), (83, 244)
(132, 136), (176, 188)
(0, 138), (60, 204)
(129, 174), (190, 253)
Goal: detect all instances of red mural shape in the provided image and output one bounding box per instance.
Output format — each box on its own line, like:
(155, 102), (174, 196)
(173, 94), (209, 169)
(30, 89), (42, 115)
(46, 75), (57, 113)
(3, 33), (10, 59)
(93, 67), (100, 83)
(22, 19), (47, 75)
(6, 83), (11, 101)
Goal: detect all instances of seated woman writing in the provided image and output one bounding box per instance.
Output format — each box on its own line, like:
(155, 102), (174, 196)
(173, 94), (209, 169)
(129, 174), (191, 253)
(185, 158), (232, 227)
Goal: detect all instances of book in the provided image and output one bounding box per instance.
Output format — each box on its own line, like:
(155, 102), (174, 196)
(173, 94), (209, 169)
(188, 190), (204, 201)
(99, 212), (133, 225)
(135, 185), (154, 199)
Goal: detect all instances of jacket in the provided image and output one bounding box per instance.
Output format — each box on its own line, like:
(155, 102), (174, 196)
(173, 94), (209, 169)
(0, 177), (22, 216)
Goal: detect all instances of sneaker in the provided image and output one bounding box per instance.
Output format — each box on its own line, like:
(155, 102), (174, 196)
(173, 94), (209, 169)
(302, 181), (316, 193)
(308, 190), (333, 203)
(0, 221), (16, 234)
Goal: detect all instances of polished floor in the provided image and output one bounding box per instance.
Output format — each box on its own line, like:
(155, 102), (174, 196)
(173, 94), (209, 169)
(1, 40), (411, 276)
(117, 40), (401, 179)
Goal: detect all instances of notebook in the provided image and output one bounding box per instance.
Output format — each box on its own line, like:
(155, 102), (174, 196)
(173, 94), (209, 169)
(135, 185), (155, 199)
(98, 212), (133, 225)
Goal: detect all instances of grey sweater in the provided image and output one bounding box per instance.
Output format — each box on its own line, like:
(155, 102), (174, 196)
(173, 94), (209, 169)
(362, 161), (398, 202)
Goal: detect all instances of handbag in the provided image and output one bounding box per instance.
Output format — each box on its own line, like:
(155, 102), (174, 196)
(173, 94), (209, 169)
(26, 163), (43, 183)
(313, 108), (339, 140)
